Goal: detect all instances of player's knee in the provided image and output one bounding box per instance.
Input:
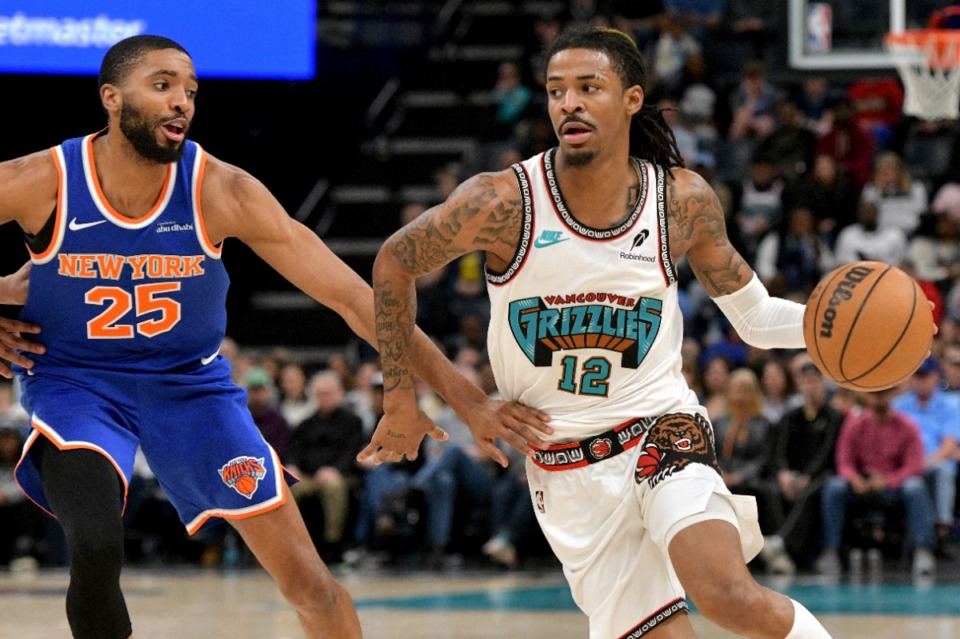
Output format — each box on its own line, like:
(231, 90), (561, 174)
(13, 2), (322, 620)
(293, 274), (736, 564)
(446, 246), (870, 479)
(64, 516), (125, 573)
(277, 562), (344, 617)
(686, 576), (763, 626)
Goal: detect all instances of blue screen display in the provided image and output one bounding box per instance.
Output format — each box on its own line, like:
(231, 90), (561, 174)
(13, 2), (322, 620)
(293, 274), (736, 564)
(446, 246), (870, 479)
(0, 0), (315, 79)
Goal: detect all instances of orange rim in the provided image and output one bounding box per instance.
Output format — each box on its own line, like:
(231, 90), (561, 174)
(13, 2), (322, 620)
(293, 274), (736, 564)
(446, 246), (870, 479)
(886, 29), (960, 69)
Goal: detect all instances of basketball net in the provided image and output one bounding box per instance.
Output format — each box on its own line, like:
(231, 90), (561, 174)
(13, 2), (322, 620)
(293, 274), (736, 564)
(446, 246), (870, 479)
(885, 29), (960, 121)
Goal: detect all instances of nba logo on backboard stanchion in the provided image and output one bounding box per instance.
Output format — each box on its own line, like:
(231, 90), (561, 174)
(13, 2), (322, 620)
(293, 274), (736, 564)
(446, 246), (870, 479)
(806, 3), (832, 54)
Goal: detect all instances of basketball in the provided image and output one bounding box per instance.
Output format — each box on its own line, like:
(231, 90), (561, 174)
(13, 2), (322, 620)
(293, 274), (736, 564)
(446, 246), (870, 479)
(802, 261), (934, 391)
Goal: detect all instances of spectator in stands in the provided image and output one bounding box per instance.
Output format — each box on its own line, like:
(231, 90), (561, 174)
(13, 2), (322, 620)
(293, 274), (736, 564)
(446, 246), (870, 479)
(243, 366), (291, 459)
(713, 368), (779, 534)
(792, 77), (843, 136)
(892, 356), (960, 553)
(760, 361), (842, 574)
(490, 60), (534, 141)
(732, 152), (785, 259)
(846, 76), (904, 153)
(756, 99), (818, 183)
(782, 153), (859, 243)
(278, 362), (314, 429)
(816, 388), (936, 577)
(663, 0), (725, 41)
(722, 0), (779, 62)
(833, 200), (908, 267)
(860, 151), (929, 236)
(754, 205), (835, 298)
(650, 12), (702, 95)
(726, 60), (779, 142)
(908, 211), (960, 298)
(943, 342), (960, 394)
(350, 372), (426, 563)
(286, 371), (366, 563)
(815, 96), (875, 194)
(759, 355), (800, 425)
(0, 422), (46, 571)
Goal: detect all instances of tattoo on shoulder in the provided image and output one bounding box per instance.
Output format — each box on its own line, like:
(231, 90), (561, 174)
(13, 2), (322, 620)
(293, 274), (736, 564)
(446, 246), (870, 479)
(667, 176), (747, 296)
(390, 174), (523, 275)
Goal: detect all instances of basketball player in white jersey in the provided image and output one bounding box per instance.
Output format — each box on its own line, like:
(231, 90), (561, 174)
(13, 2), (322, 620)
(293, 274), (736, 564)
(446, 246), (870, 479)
(362, 25), (832, 639)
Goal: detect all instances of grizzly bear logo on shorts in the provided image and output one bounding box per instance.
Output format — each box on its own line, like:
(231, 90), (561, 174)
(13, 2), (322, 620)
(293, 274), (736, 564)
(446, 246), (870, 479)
(634, 413), (720, 489)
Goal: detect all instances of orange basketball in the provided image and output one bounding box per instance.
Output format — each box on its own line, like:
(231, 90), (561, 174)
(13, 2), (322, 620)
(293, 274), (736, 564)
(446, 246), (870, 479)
(802, 261), (933, 391)
(233, 474), (257, 496)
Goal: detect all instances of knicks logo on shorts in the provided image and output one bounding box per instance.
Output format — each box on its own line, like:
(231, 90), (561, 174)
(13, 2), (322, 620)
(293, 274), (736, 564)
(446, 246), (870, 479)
(218, 455), (268, 499)
(635, 413), (720, 489)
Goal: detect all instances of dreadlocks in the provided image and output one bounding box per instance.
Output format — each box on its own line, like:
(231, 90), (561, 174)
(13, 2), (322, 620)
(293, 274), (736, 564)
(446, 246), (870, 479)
(545, 24), (685, 175)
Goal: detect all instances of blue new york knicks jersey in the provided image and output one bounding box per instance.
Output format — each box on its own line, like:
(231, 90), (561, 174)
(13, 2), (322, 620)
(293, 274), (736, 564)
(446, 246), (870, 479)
(20, 132), (229, 374)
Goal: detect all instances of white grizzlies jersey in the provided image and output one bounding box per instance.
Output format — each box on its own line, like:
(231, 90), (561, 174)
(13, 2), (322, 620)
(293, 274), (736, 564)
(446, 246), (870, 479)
(486, 148), (698, 443)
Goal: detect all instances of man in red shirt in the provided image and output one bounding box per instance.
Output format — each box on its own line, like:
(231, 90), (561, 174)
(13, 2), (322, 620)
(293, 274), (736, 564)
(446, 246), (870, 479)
(814, 388), (936, 576)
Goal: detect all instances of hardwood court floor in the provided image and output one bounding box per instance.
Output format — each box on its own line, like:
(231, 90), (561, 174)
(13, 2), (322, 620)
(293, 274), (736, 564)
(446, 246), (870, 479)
(2, 564), (960, 638)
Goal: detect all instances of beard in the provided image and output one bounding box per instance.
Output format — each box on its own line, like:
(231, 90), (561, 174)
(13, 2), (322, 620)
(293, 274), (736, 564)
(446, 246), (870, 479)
(564, 149), (596, 166)
(119, 100), (187, 164)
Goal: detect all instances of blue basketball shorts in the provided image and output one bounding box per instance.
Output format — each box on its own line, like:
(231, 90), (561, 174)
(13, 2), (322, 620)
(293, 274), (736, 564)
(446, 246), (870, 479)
(14, 358), (296, 534)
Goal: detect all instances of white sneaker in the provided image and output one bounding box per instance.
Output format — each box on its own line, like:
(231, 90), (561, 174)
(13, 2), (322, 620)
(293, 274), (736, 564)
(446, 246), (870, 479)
(761, 536), (795, 575)
(482, 534), (518, 567)
(815, 549), (841, 576)
(912, 547), (936, 576)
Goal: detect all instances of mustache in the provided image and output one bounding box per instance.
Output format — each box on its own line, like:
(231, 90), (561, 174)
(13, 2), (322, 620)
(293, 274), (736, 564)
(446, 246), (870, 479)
(559, 115), (595, 131)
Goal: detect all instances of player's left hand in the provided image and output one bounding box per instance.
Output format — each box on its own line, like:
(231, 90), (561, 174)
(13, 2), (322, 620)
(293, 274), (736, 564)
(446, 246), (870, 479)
(456, 397), (552, 468)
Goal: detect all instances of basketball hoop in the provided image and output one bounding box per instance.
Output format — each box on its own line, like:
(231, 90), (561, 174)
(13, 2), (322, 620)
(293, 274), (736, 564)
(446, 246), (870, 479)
(885, 29), (960, 120)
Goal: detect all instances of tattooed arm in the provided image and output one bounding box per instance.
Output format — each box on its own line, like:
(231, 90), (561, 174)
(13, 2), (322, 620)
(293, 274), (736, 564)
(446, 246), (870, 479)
(359, 171), (552, 467)
(667, 169), (752, 296)
(668, 168), (806, 349)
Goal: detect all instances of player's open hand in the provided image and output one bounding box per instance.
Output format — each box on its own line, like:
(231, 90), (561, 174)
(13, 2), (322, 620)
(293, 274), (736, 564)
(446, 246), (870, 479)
(457, 397), (552, 468)
(0, 317), (43, 378)
(357, 406), (448, 466)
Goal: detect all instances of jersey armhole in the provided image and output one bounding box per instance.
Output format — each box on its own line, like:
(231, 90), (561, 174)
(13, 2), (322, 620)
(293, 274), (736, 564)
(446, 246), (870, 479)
(485, 163), (534, 286)
(192, 146), (223, 259)
(655, 164), (677, 286)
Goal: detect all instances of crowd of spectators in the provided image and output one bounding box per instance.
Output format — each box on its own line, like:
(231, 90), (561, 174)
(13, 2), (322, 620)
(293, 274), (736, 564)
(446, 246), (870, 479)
(3, 2), (960, 578)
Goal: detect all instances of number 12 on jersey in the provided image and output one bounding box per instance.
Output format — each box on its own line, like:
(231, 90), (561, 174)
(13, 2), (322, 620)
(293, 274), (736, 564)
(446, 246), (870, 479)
(558, 355), (612, 396)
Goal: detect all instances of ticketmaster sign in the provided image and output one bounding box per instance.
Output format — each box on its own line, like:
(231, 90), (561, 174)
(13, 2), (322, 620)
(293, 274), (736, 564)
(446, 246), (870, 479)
(0, 0), (315, 79)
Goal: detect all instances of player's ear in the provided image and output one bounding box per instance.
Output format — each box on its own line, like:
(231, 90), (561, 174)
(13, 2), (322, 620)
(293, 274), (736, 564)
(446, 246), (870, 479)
(625, 85), (644, 117)
(101, 84), (121, 115)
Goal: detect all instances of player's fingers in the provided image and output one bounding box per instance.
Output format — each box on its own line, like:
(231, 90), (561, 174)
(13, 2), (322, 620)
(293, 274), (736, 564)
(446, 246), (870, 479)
(499, 429), (536, 459)
(0, 364), (12, 379)
(504, 404), (554, 435)
(478, 440), (509, 468)
(0, 318), (41, 335)
(356, 442), (380, 463)
(0, 333), (45, 355)
(426, 426), (449, 442)
(500, 417), (549, 449)
(0, 346), (36, 370)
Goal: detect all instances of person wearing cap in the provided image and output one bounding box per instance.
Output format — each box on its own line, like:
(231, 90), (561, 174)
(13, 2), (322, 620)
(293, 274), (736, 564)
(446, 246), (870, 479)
(243, 366), (291, 460)
(892, 355), (960, 552)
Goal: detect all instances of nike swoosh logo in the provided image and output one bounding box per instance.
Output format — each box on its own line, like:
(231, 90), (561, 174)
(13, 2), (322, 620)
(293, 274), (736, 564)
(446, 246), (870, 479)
(200, 350), (220, 366)
(68, 218), (107, 231)
(533, 236), (570, 249)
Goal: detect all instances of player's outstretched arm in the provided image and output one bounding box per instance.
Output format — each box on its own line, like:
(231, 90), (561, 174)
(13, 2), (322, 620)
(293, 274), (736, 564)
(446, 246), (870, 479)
(672, 169), (805, 350)
(365, 171), (552, 466)
(202, 159), (549, 466)
(0, 151), (60, 377)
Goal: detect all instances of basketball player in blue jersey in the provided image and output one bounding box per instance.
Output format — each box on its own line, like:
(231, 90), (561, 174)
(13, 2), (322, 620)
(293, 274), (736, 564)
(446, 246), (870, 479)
(366, 25), (834, 639)
(0, 35), (550, 639)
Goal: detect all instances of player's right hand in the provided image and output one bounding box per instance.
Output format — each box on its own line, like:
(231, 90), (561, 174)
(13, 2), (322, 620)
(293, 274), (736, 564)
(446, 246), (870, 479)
(0, 316), (44, 378)
(357, 406), (448, 466)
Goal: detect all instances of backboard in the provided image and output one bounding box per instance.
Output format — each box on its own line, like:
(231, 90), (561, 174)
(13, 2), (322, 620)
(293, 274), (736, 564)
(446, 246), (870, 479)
(787, 0), (943, 71)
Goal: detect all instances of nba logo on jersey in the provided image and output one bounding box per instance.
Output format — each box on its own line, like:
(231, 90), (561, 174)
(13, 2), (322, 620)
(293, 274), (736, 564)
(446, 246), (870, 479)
(806, 3), (832, 54)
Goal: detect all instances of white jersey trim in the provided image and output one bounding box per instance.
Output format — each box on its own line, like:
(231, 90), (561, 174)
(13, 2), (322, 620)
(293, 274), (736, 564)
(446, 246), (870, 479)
(486, 162), (534, 286)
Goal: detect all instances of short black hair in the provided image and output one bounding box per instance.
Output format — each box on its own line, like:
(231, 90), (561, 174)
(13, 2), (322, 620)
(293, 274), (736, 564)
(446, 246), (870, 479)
(99, 35), (190, 90)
